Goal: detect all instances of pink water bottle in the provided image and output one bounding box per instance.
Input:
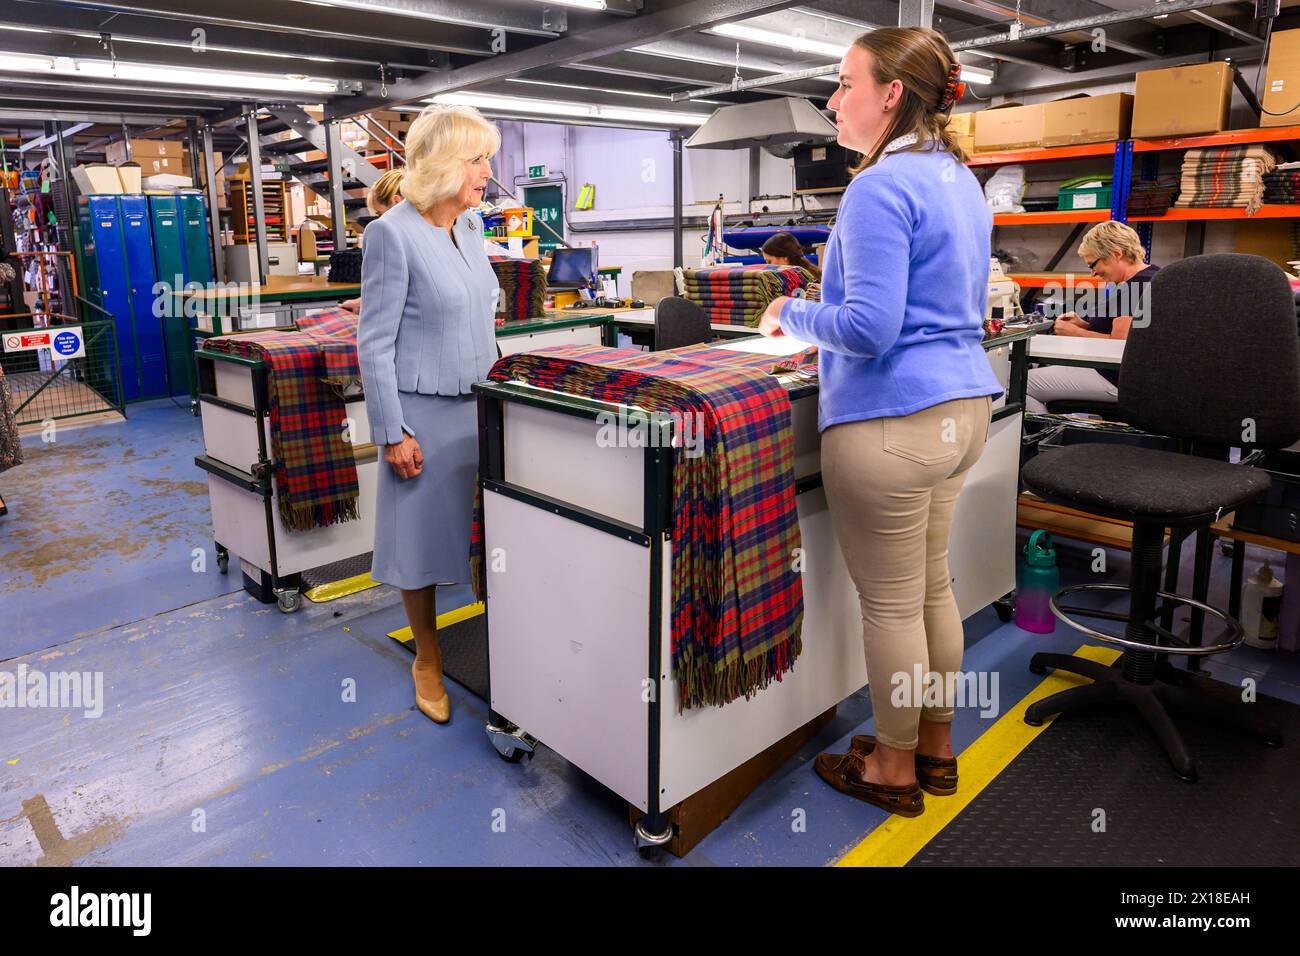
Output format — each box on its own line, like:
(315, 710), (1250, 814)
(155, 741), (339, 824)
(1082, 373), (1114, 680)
(1016, 530), (1059, 634)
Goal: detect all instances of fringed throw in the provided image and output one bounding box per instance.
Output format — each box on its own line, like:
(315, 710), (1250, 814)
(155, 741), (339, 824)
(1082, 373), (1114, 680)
(202, 308), (362, 531)
(472, 344), (806, 710)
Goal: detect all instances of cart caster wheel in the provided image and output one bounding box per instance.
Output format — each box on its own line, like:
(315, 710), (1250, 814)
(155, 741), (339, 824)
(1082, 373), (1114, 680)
(637, 845), (663, 861)
(995, 602), (1014, 623)
(276, 589), (302, 613)
(497, 746), (526, 764)
(216, 553), (230, 575)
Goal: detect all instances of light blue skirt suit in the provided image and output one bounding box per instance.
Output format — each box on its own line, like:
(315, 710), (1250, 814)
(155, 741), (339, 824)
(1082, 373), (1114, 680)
(357, 199), (500, 590)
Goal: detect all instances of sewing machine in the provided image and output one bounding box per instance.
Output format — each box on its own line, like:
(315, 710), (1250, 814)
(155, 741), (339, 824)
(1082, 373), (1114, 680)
(988, 258), (1023, 323)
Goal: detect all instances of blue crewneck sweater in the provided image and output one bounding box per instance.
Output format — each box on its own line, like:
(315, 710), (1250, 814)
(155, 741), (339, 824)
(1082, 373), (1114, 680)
(779, 145), (1004, 432)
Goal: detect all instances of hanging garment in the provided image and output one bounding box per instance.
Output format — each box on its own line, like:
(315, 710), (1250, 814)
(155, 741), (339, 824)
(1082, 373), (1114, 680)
(471, 344), (806, 710)
(0, 366), (23, 473)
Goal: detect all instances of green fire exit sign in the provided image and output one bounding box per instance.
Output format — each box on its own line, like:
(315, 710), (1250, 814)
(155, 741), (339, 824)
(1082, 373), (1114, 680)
(527, 164), (547, 178)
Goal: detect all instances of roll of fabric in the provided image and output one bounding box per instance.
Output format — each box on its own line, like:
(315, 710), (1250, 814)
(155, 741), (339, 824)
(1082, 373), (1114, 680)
(0, 365), (23, 473)
(471, 343), (805, 710)
(490, 258), (545, 323)
(1171, 145), (1279, 215)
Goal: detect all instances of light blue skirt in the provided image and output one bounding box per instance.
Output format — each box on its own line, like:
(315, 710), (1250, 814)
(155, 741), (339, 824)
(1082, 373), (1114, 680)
(371, 391), (477, 591)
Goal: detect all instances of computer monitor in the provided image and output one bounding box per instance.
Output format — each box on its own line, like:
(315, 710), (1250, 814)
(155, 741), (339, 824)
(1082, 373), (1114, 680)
(548, 246), (596, 289)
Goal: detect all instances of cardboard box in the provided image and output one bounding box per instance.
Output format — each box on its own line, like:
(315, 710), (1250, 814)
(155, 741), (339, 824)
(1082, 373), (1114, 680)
(134, 156), (186, 176)
(71, 164), (124, 195)
(1131, 62), (1233, 138)
(948, 111), (976, 154)
(1042, 93), (1133, 147)
(973, 103), (1045, 152)
(1262, 29), (1300, 128)
(105, 138), (184, 165)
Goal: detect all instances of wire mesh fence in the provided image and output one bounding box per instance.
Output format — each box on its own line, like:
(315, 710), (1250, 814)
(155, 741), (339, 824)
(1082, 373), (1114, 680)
(1, 312), (123, 427)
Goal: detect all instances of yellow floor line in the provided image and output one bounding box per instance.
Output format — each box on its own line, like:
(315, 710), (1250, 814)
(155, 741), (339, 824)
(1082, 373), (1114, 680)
(835, 644), (1121, 868)
(387, 602), (486, 643)
(303, 572), (380, 603)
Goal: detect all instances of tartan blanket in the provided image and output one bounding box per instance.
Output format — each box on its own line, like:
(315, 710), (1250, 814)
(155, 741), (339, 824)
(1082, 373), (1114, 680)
(472, 343), (806, 710)
(681, 265), (814, 327)
(491, 258), (544, 324)
(0, 366), (22, 473)
(203, 320), (360, 531)
(294, 307), (362, 391)
(1172, 145), (1278, 214)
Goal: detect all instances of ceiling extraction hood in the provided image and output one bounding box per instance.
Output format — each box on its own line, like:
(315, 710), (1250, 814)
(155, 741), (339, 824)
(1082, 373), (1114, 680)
(685, 97), (839, 154)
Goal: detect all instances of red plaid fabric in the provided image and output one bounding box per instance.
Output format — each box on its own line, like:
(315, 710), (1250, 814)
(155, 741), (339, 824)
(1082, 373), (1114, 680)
(203, 322), (360, 531)
(294, 307), (362, 389)
(681, 265), (814, 327)
(490, 258), (545, 324)
(473, 343), (805, 710)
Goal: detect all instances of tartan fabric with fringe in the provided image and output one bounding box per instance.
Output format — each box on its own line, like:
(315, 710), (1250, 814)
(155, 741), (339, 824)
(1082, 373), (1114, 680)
(1171, 145), (1278, 215)
(294, 307), (363, 391)
(202, 318), (360, 532)
(681, 265), (815, 327)
(0, 366), (23, 473)
(471, 343), (805, 710)
(490, 258), (545, 323)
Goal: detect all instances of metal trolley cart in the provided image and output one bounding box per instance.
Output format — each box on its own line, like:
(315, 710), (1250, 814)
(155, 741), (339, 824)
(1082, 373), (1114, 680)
(474, 328), (1036, 853)
(193, 348), (378, 612)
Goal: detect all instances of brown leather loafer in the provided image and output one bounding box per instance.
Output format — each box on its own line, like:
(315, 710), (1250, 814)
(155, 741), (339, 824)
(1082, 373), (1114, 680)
(814, 751), (925, 817)
(850, 734), (958, 796)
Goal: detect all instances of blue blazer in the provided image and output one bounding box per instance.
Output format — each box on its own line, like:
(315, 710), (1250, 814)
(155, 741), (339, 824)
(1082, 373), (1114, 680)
(357, 200), (499, 446)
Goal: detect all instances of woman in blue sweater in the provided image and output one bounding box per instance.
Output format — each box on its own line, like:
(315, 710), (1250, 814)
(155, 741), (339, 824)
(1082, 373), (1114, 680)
(759, 27), (1003, 816)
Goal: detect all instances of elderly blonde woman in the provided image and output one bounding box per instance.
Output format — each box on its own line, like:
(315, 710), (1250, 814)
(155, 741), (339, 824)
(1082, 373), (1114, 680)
(357, 104), (499, 725)
(1027, 220), (1159, 413)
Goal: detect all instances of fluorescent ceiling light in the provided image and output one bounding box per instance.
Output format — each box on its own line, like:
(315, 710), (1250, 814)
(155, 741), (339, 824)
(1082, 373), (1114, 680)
(959, 64), (994, 84)
(0, 25), (336, 63)
(711, 23), (848, 59)
(506, 77), (724, 105)
(429, 91), (708, 127)
(0, 51), (339, 93)
(528, 0), (609, 8)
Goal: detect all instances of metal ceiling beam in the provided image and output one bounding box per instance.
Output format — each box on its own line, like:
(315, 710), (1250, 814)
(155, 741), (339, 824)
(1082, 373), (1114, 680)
(0, 3), (450, 66)
(571, 53), (831, 97)
(21, 122), (92, 152)
(325, 0), (808, 118)
(0, 72), (324, 104)
(991, 41), (1262, 95)
(46, 0), (563, 37)
(938, 0), (1163, 59)
(1185, 10), (1262, 46)
(0, 31), (379, 83)
(0, 106), (195, 125)
(673, 0), (1234, 98)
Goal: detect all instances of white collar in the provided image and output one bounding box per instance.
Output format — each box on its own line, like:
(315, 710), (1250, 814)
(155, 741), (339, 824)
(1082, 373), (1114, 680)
(881, 132), (918, 155)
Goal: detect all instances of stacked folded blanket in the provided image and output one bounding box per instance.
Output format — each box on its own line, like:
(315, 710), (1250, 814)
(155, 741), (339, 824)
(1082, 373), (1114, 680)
(1264, 162), (1300, 204)
(1171, 145), (1279, 215)
(202, 307), (361, 531)
(1126, 179), (1180, 217)
(680, 265), (815, 327)
(491, 258), (545, 324)
(471, 343), (806, 710)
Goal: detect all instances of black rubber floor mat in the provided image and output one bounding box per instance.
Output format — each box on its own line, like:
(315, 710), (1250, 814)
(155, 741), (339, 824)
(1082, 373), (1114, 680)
(910, 686), (1300, 866)
(392, 611), (489, 703)
(300, 552), (373, 593)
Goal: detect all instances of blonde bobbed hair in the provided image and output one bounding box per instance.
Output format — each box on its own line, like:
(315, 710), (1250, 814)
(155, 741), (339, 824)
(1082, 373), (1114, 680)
(366, 168), (404, 216)
(1079, 220), (1147, 265)
(400, 104), (500, 211)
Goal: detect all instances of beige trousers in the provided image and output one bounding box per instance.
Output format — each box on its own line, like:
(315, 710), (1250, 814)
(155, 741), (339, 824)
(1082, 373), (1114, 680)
(821, 396), (993, 750)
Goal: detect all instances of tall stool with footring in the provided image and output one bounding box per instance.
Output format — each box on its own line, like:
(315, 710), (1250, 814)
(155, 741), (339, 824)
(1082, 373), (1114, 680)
(1018, 254), (1300, 782)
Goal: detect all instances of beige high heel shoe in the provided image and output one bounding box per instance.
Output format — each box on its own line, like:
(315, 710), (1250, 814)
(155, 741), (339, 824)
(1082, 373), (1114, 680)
(412, 662), (451, 724)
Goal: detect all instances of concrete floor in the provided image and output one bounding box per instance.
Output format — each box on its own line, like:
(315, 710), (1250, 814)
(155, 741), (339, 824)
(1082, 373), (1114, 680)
(2, 400), (1299, 866)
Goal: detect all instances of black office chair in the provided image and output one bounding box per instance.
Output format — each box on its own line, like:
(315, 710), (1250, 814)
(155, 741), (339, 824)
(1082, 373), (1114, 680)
(653, 296), (710, 351)
(1020, 254), (1300, 782)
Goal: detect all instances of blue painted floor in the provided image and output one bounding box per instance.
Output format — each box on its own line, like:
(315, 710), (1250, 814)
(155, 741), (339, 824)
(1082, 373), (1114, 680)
(2, 401), (1299, 866)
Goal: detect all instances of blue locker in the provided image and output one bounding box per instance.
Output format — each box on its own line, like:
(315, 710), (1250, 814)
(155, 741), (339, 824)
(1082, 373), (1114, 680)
(119, 195), (167, 400)
(86, 195), (140, 401)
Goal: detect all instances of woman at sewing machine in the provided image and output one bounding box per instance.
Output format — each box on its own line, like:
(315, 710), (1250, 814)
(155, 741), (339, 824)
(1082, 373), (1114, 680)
(1025, 220), (1159, 414)
(760, 231), (823, 281)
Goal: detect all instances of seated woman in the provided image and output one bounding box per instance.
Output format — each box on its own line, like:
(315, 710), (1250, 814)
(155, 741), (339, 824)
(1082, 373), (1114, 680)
(1026, 220), (1158, 414)
(760, 231), (823, 281)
